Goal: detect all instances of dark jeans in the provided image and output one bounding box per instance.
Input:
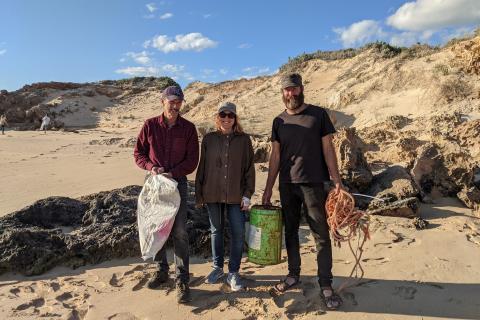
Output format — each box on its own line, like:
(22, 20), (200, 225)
(1, 125), (4, 134)
(153, 178), (189, 284)
(206, 203), (245, 273)
(279, 183), (333, 287)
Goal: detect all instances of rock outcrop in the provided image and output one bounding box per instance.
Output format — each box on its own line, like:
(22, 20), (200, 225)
(333, 128), (373, 193)
(0, 182), (215, 276)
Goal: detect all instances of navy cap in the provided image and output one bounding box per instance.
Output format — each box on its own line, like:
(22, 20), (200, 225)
(162, 86), (184, 101)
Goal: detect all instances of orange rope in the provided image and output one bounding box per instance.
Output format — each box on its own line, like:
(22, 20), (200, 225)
(325, 189), (370, 292)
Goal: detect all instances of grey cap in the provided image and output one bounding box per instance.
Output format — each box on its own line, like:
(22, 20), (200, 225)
(218, 102), (236, 114)
(280, 73), (303, 89)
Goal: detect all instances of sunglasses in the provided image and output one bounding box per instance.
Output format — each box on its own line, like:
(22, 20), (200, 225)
(219, 111), (235, 119)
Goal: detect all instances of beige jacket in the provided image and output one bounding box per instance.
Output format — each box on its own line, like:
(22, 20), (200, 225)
(195, 131), (255, 204)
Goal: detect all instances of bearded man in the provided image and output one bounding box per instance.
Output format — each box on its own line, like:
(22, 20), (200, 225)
(262, 73), (344, 310)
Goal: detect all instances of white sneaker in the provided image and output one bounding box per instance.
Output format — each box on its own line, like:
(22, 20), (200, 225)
(226, 272), (244, 292)
(205, 267), (224, 284)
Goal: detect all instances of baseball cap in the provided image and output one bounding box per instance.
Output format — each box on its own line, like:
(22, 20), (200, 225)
(218, 102), (236, 114)
(162, 86), (184, 101)
(280, 73), (303, 89)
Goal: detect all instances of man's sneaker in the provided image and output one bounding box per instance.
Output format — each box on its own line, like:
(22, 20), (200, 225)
(147, 270), (169, 289)
(176, 281), (192, 303)
(205, 267), (225, 284)
(226, 272), (245, 292)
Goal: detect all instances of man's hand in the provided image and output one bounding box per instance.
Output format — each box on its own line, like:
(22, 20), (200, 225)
(151, 166), (165, 175)
(162, 172), (173, 179)
(262, 188), (272, 205)
(333, 181), (346, 195)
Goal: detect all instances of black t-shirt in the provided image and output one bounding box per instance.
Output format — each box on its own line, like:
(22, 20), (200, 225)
(271, 104), (336, 184)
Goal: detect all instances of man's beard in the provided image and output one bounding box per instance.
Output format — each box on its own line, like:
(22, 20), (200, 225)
(283, 92), (304, 110)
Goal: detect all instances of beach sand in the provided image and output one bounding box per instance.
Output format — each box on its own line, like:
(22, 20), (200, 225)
(1, 129), (480, 319)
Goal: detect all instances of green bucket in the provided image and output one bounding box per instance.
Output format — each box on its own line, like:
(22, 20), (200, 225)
(247, 205), (283, 265)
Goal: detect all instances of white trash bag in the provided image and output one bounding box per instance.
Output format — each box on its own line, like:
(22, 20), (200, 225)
(137, 174), (181, 260)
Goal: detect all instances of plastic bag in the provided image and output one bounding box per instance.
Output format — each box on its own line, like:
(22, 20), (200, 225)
(137, 174), (181, 260)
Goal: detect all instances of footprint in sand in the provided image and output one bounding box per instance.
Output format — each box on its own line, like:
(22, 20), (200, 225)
(466, 233), (480, 245)
(109, 265), (150, 291)
(393, 286), (417, 300)
(342, 291), (358, 306)
(108, 312), (140, 320)
(15, 297), (45, 311)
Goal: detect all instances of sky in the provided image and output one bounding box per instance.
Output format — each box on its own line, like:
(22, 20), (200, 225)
(1, 0), (479, 91)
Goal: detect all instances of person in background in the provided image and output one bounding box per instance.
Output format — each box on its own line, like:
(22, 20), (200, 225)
(40, 113), (51, 134)
(0, 114), (8, 135)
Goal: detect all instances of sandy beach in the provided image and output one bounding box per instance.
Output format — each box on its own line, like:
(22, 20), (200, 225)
(1, 129), (479, 319)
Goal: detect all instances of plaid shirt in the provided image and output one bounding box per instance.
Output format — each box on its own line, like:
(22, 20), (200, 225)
(134, 114), (199, 178)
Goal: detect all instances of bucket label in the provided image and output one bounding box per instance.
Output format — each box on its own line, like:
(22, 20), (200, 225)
(248, 225), (262, 250)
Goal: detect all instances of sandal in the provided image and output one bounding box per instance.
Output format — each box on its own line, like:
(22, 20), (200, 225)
(273, 275), (300, 293)
(320, 287), (343, 310)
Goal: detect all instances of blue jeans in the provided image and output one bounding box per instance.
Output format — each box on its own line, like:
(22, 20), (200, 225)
(206, 203), (245, 273)
(153, 178), (189, 284)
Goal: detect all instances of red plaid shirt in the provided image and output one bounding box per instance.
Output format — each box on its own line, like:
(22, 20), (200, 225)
(134, 114), (199, 178)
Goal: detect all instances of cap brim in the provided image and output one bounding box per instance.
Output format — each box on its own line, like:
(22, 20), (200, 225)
(218, 107), (236, 114)
(281, 81), (301, 89)
(165, 95), (184, 101)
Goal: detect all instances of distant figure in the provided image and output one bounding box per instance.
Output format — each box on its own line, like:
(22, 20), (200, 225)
(0, 114), (7, 135)
(40, 114), (51, 133)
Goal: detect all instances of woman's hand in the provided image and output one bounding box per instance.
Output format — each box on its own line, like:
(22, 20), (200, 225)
(241, 197), (251, 211)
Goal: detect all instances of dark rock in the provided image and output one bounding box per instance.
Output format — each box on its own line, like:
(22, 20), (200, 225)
(412, 217), (429, 230)
(411, 143), (473, 197)
(368, 197), (419, 218)
(457, 186), (480, 210)
(333, 128), (373, 193)
(250, 135), (271, 163)
(368, 165), (420, 202)
(0, 183), (216, 276)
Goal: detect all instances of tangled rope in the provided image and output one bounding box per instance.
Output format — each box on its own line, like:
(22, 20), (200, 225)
(325, 189), (370, 292)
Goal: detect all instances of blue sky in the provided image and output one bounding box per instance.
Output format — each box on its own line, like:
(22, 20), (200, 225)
(1, 0), (479, 91)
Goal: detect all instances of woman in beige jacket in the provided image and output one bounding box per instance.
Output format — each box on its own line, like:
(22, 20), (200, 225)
(195, 102), (255, 291)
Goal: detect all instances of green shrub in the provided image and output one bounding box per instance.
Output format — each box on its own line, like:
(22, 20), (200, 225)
(434, 64), (449, 76)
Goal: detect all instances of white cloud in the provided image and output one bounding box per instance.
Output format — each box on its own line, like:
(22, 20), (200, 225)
(143, 14), (155, 19)
(334, 20), (387, 48)
(219, 68), (228, 75)
(387, 0), (480, 32)
(0, 49), (6, 56)
(146, 33), (218, 53)
(389, 32), (419, 47)
(115, 63), (190, 80)
(126, 51), (151, 65)
(203, 14), (212, 19)
(146, 3), (157, 13)
(441, 26), (476, 43)
(238, 43), (252, 49)
(239, 66), (272, 78)
(242, 67), (255, 73)
(161, 64), (184, 73)
(116, 66), (160, 76)
(160, 13), (173, 20)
